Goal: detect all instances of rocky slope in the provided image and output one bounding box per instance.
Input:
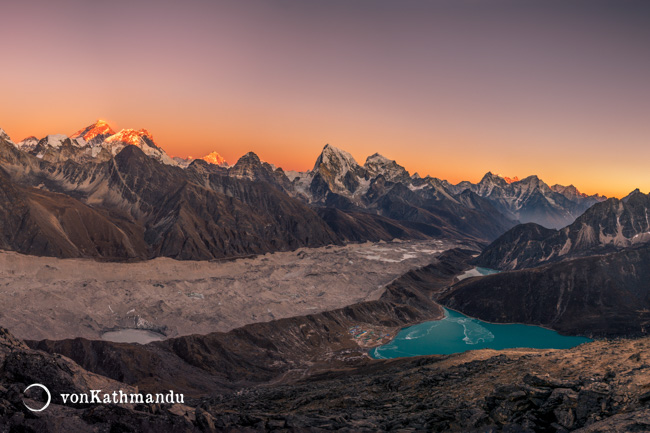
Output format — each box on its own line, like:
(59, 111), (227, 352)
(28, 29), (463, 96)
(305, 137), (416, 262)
(0, 328), (196, 432)
(2, 246), (650, 431)
(6, 121), (603, 242)
(199, 338), (650, 432)
(4, 121), (612, 262)
(295, 144), (517, 242)
(442, 245), (650, 338)
(475, 190), (650, 270)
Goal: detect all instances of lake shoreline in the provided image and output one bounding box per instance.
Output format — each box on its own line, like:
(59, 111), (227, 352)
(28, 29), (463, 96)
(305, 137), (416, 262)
(370, 306), (592, 359)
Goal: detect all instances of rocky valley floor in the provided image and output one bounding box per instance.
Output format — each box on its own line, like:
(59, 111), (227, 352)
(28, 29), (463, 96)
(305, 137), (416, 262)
(0, 239), (454, 340)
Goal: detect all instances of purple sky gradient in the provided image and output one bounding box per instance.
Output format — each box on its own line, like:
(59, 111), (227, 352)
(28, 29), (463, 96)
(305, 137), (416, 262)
(1, 0), (649, 196)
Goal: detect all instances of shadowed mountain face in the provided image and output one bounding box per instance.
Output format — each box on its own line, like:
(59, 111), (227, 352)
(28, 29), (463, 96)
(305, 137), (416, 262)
(475, 191), (650, 270)
(0, 169), (147, 259)
(442, 245), (650, 338)
(289, 145), (606, 240)
(0, 138), (340, 260)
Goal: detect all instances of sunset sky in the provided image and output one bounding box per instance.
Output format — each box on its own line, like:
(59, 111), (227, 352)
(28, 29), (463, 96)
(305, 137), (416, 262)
(1, 0), (649, 197)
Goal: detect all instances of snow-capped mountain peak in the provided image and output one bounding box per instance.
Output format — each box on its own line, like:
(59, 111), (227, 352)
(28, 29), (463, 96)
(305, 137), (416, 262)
(503, 176), (519, 184)
(479, 171), (502, 183)
(201, 151), (228, 166)
(309, 144), (370, 199)
(16, 136), (39, 151)
(71, 120), (115, 142)
(364, 153), (410, 182)
(103, 128), (175, 165)
(313, 144), (361, 173)
(476, 172), (508, 196)
(551, 184), (587, 200)
(365, 153), (391, 164)
(105, 129), (155, 147)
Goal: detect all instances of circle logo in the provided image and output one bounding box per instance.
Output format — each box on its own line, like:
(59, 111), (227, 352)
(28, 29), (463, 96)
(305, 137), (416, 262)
(23, 383), (51, 412)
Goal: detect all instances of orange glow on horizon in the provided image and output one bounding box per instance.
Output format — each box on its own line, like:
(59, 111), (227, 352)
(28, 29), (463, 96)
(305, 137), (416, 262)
(1, 120), (639, 199)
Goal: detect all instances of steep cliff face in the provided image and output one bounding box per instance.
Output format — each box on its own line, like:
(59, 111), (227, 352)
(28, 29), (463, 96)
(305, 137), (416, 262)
(444, 245), (650, 337)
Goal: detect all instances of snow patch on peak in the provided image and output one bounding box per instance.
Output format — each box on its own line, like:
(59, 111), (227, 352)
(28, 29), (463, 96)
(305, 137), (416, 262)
(365, 153), (391, 164)
(172, 156), (194, 168)
(552, 184), (589, 199)
(16, 136), (39, 151)
(104, 128), (176, 166)
(45, 134), (69, 149)
(364, 152), (409, 181)
(482, 172), (519, 184)
(314, 144), (361, 172)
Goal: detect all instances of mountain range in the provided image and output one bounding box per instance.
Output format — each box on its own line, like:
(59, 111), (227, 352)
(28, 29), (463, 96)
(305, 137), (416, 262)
(0, 120), (614, 260)
(474, 190), (650, 270)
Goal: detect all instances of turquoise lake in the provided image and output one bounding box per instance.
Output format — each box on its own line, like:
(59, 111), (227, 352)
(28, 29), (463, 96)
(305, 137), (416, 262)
(370, 268), (591, 359)
(371, 308), (592, 359)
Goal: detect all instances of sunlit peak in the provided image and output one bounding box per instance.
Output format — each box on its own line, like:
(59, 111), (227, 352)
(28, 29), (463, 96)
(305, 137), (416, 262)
(71, 120), (116, 141)
(106, 129), (154, 146)
(201, 151), (227, 166)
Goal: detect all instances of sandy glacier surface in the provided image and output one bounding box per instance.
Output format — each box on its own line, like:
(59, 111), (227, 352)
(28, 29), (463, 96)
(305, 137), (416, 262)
(0, 240), (454, 341)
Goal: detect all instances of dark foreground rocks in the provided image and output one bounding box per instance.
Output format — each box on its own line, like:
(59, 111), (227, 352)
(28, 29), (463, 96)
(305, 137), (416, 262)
(4, 323), (650, 432)
(198, 339), (650, 432)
